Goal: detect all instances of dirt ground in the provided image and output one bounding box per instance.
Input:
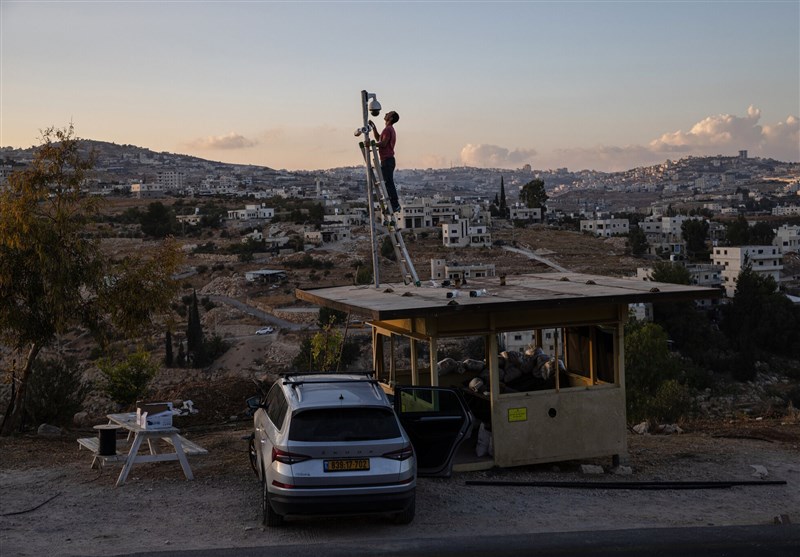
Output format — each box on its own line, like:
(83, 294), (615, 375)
(1, 418), (798, 557)
(2, 221), (799, 555)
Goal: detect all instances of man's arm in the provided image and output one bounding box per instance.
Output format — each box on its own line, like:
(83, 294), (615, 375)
(369, 121), (383, 144)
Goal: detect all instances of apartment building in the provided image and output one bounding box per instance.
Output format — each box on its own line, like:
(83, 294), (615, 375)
(396, 197), (459, 231)
(501, 329), (561, 358)
(156, 171), (185, 190)
(226, 204), (275, 221)
(130, 183), (164, 198)
(712, 245), (783, 297)
(442, 219), (492, 248)
(773, 224), (800, 253)
(641, 215), (707, 256)
(771, 205), (800, 217)
(636, 262), (723, 308)
(430, 259), (496, 282)
(580, 217), (629, 238)
(509, 204), (543, 223)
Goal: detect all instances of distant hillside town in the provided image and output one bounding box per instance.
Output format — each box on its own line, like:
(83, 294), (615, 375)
(2, 139), (799, 301)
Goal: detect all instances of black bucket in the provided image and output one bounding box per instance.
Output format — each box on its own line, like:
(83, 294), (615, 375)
(94, 424), (120, 456)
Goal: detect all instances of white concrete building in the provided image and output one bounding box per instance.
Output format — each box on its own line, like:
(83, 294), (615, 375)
(227, 204), (275, 221)
(130, 183), (164, 198)
(397, 197), (459, 231)
(774, 224), (800, 253)
(157, 171), (185, 190)
(771, 205), (800, 217)
(501, 328), (561, 358)
(442, 220), (492, 248)
(636, 263), (723, 308)
(712, 246), (783, 297)
(580, 217), (629, 238)
(509, 204), (543, 223)
(430, 259), (496, 282)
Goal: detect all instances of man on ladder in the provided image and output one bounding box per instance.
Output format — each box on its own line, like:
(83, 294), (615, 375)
(369, 111), (401, 213)
(356, 90), (419, 287)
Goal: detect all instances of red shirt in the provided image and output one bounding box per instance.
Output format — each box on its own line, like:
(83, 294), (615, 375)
(378, 125), (396, 160)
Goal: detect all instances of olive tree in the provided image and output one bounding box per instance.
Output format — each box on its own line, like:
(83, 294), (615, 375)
(0, 125), (182, 434)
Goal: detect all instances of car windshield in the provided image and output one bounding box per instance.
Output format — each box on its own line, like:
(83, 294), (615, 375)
(289, 407), (401, 442)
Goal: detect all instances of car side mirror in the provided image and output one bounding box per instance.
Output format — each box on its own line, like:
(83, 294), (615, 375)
(246, 396), (267, 416)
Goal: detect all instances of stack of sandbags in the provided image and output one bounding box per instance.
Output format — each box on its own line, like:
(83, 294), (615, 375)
(437, 357), (487, 376)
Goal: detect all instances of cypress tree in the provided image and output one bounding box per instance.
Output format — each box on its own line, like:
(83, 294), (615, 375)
(165, 330), (174, 367)
(186, 290), (205, 367)
(499, 176), (507, 216)
(176, 340), (186, 368)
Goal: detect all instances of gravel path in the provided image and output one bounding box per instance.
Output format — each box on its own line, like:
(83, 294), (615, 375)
(1, 424), (798, 556)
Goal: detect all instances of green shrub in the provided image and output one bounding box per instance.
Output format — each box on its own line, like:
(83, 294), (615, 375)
(204, 334), (230, 363)
(648, 379), (695, 423)
(23, 356), (90, 427)
(98, 350), (158, 406)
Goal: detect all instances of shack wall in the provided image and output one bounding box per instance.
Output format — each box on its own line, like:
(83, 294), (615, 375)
(491, 386), (627, 467)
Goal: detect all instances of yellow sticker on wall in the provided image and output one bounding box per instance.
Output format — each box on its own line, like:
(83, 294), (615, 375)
(508, 408), (527, 422)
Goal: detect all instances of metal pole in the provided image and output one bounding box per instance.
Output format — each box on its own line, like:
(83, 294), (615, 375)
(361, 89), (381, 288)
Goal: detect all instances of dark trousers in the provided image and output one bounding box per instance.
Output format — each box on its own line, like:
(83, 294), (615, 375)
(380, 157), (399, 211)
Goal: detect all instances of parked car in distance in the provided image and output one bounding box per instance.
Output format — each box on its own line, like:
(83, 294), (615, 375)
(255, 326), (274, 335)
(248, 373), (417, 527)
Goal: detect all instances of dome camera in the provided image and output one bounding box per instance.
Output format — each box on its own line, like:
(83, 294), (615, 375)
(368, 98), (381, 117)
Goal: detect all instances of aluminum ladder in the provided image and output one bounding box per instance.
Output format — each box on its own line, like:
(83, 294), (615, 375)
(358, 140), (420, 286)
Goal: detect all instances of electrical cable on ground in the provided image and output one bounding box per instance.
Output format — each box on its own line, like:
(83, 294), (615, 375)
(2, 492), (61, 516)
(465, 479), (788, 490)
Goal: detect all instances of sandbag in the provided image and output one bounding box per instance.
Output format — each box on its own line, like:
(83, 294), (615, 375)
(462, 359), (485, 373)
(437, 357), (463, 375)
(501, 350), (523, 367)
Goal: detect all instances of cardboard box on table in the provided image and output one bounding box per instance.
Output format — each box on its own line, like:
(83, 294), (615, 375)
(135, 402), (174, 429)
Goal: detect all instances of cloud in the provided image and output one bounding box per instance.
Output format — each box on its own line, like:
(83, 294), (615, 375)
(762, 115), (800, 162)
(548, 106), (799, 171)
(649, 105), (764, 153)
(186, 132), (257, 150)
(459, 144), (537, 168)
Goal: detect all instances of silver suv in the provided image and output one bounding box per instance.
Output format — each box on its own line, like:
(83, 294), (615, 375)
(249, 373), (416, 527)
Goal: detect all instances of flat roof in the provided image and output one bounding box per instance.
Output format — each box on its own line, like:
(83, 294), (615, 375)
(295, 272), (722, 321)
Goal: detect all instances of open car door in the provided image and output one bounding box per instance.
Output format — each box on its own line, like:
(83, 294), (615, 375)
(394, 386), (474, 477)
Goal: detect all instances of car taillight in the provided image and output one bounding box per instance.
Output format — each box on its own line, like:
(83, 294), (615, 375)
(383, 445), (414, 461)
(271, 447), (310, 465)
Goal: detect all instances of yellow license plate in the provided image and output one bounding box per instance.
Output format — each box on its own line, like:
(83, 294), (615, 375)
(324, 459), (370, 472)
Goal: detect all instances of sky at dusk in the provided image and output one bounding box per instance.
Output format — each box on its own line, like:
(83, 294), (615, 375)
(2, 1), (798, 172)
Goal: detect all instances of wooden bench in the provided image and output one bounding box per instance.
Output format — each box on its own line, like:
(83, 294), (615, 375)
(163, 435), (208, 456)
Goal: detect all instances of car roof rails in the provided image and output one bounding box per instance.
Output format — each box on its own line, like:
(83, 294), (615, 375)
(279, 372), (382, 402)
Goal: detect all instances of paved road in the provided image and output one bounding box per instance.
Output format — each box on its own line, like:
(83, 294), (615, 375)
(208, 295), (309, 331)
(502, 245), (571, 272)
(129, 525), (800, 557)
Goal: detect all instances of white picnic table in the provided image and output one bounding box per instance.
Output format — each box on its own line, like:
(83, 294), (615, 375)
(78, 412), (207, 487)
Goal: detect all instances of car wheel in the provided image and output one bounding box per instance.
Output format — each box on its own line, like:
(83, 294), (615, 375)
(262, 469), (284, 527)
(394, 493), (415, 525)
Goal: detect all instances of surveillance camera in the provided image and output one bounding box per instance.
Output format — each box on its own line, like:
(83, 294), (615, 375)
(367, 98), (381, 116)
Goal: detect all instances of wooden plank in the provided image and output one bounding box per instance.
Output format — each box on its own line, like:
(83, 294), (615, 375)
(163, 435), (208, 455)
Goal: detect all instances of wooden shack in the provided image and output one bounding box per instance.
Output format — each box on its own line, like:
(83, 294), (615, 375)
(296, 272), (720, 470)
